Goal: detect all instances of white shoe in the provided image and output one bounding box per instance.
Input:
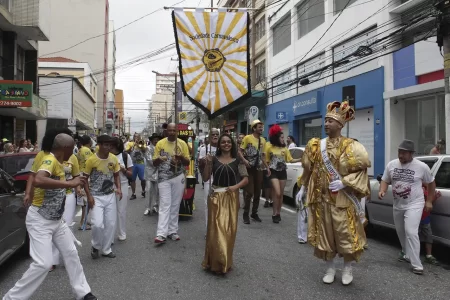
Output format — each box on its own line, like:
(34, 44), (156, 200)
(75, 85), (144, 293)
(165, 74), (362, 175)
(298, 239), (307, 244)
(144, 208), (150, 215)
(323, 268), (336, 284)
(342, 267), (353, 285)
(118, 236), (126, 241)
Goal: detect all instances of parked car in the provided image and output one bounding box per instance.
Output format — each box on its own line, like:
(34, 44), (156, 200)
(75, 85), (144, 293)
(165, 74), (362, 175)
(0, 167), (28, 266)
(283, 147), (305, 198)
(0, 152), (37, 193)
(368, 155), (450, 247)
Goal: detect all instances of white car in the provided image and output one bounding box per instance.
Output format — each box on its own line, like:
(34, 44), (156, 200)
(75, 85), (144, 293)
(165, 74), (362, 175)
(283, 147), (305, 198)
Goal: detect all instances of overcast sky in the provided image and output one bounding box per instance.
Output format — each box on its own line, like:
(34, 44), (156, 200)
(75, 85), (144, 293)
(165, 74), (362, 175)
(110, 0), (207, 133)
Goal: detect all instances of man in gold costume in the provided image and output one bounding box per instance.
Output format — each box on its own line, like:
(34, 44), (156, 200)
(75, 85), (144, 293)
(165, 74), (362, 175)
(296, 101), (370, 286)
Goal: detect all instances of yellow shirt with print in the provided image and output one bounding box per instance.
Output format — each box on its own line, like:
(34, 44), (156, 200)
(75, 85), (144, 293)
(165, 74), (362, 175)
(125, 142), (135, 152)
(240, 135), (266, 169)
(63, 154), (80, 194)
(32, 155), (67, 220)
(77, 146), (93, 173)
(264, 143), (293, 171)
(31, 151), (50, 173)
(153, 138), (190, 183)
(84, 153), (120, 196)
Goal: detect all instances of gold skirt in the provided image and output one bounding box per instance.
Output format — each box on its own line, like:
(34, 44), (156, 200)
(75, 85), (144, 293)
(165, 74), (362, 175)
(308, 201), (366, 262)
(202, 188), (239, 274)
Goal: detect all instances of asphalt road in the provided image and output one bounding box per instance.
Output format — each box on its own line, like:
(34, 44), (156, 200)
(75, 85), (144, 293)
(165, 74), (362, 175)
(1, 185), (450, 300)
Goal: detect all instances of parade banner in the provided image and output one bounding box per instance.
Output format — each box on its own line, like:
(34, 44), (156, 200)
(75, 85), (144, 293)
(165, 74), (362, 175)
(172, 9), (251, 119)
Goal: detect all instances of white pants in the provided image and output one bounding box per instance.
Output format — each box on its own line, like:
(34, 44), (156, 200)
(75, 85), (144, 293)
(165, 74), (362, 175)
(52, 193), (77, 265)
(91, 193), (117, 254)
(157, 173), (185, 237)
(3, 206), (90, 300)
(203, 177), (212, 229)
(146, 180), (159, 209)
(116, 182), (129, 239)
(393, 207), (423, 270)
(297, 209), (308, 241)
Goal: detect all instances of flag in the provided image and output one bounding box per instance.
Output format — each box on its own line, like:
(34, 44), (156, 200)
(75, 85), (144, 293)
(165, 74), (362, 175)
(172, 9), (251, 119)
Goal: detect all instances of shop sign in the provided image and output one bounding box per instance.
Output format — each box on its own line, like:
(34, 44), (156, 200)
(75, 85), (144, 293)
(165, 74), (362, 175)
(275, 112), (288, 122)
(248, 106), (259, 123)
(0, 80), (33, 107)
(292, 92), (319, 115)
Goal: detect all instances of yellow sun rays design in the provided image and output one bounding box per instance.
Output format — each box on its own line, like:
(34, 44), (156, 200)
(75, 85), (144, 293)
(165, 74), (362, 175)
(175, 11), (249, 114)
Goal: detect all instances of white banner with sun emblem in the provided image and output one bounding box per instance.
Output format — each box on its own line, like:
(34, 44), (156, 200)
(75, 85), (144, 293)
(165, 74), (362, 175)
(172, 9), (251, 118)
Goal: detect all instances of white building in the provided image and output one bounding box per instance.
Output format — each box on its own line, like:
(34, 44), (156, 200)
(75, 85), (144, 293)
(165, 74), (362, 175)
(38, 0), (110, 133)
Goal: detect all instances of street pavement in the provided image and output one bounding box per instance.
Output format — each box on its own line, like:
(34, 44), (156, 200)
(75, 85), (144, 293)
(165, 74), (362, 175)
(1, 185), (450, 300)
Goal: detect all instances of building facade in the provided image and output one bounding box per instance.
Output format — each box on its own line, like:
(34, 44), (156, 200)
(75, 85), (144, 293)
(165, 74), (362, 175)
(105, 20), (116, 135)
(38, 0), (110, 133)
(0, 0), (50, 145)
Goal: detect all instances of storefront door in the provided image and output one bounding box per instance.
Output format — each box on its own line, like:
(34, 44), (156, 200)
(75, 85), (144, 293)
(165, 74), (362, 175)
(299, 118), (322, 146)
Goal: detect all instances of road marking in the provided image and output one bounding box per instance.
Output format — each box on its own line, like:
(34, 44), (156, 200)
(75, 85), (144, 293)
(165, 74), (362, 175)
(260, 197), (297, 214)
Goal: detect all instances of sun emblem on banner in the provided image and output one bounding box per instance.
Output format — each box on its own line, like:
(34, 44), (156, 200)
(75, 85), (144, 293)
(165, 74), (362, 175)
(202, 49), (226, 72)
(173, 10), (250, 116)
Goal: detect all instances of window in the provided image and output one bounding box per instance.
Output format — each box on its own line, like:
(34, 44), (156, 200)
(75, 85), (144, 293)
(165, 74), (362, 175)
(255, 60), (266, 85)
(289, 148), (304, 160)
(16, 46), (25, 81)
(418, 158), (438, 171)
(334, 0), (357, 13)
(271, 71), (294, 103)
(255, 17), (266, 42)
(297, 0), (325, 39)
(434, 162), (450, 189)
(272, 13), (291, 56)
(405, 95), (446, 155)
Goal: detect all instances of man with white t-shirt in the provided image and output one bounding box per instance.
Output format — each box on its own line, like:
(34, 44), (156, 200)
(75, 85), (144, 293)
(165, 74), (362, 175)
(379, 139), (435, 275)
(198, 128), (219, 230)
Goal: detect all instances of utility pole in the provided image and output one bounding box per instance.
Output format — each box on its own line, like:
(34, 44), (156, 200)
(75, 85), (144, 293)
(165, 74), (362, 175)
(127, 117), (131, 134)
(196, 107), (200, 135)
(436, 0), (450, 153)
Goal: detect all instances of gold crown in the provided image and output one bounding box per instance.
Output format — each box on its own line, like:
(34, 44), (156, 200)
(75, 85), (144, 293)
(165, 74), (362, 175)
(325, 101), (355, 125)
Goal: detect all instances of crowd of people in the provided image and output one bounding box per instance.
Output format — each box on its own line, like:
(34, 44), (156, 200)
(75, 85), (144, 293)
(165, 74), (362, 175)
(1, 99), (444, 299)
(0, 138), (39, 154)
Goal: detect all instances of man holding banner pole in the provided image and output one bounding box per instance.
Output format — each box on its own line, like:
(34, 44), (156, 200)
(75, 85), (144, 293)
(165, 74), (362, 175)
(295, 101), (370, 286)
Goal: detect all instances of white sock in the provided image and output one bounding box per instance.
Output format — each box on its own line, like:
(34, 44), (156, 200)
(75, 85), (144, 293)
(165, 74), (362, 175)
(326, 258), (335, 269)
(344, 261), (352, 270)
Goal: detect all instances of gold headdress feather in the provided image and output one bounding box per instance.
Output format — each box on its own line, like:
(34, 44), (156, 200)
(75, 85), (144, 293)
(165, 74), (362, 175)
(325, 101), (355, 125)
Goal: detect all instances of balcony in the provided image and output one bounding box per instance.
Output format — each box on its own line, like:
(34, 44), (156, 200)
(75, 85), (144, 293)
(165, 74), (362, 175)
(0, 0), (49, 41)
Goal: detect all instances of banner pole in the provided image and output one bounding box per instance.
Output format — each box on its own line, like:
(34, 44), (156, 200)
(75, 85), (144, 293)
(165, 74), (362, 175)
(175, 73), (179, 173)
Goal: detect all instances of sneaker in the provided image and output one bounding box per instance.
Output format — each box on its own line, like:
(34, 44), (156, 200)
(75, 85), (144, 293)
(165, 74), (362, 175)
(264, 201), (269, 208)
(412, 267), (424, 275)
(102, 252), (116, 258)
(130, 194), (137, 200)
(322, 268), (336, 284)
(298, 239), (307, 244)
(91, 247), (99, 259)
(243, 213), (250, 224)
(141, 191), (145, 198)
(398, 251), (410, 263)
(251, 213), (262, 222)
(425, 255), (440, 266)
(118, 236), (126, 241)
(168, 233), (180, 241)
(272, 215), (279, 223)
(84, 293), (98, 300)
(49, 265), (56, 272)
(276, 214), (281, 222)
(342, 267), (353, 285)
(154, 236), (166, 244)
(152, 205), (159, 213)
(144, 208), (150, 215)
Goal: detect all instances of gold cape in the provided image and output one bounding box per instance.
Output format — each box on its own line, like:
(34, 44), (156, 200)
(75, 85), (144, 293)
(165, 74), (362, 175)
(298, 137), (371, 262)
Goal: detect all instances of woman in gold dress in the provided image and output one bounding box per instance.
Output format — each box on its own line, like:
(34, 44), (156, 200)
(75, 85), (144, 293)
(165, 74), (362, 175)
(201, 133), (248, 274)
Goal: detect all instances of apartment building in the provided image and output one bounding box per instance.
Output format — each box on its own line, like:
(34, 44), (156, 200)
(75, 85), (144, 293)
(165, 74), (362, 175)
(38, 0), (110, 133)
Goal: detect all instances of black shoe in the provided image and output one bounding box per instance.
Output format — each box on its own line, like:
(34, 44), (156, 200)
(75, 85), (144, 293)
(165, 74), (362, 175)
(264, 201), (269, 208)
(102, 252), (116, 258)
(130, 194), (136, 200)
(243, 213), (250, 224)
(91, 247), (99, 259)
(141, 191), (145, 198)
(269, 201), (274, 207)
(251, 213), (262, 222)
(272, 215), (279, 223)
(277, 214), (281, 222)
(84, 292), (98, 300)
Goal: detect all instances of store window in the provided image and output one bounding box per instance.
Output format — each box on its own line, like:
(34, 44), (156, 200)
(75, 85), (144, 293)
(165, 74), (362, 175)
(300, 117), (322, 146)
(405, 95), (446, 155)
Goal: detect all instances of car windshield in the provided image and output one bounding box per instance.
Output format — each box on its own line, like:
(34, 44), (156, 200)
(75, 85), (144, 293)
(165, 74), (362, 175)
(0, 153), (36, 176)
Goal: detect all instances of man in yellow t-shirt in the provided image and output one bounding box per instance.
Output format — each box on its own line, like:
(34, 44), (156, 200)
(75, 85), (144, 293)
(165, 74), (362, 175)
(76, 135), (93, 230)
(238, 119), (270, 224)
(4, 133), (97, 300)
(83, 135), (121, 259)
(152, 123), (190, 244)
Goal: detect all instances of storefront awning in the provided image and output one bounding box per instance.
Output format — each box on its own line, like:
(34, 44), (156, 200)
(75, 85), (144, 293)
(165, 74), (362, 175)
(76, 119), (93, 131)
(232, 90), (267, 110)
(0, 94), (47, 120)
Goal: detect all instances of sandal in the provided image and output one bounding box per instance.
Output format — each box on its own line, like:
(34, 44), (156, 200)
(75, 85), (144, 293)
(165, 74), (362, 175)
(78, 225), (91, 230)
